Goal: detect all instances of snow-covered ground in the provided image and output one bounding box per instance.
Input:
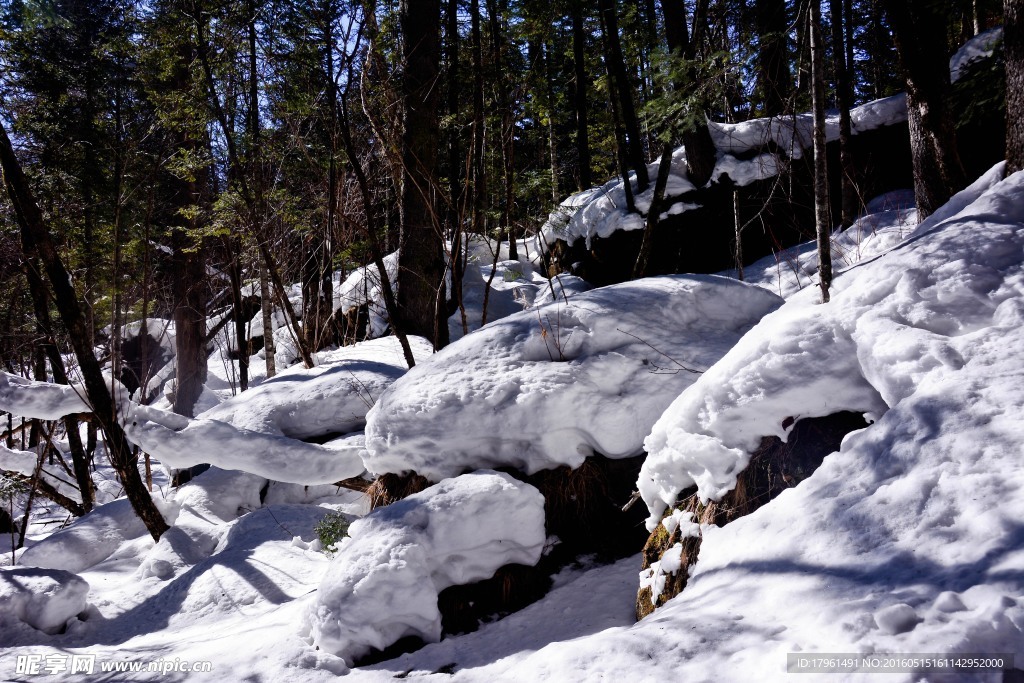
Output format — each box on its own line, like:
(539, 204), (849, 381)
(3, 85), (1024, 683)
(2, 164), (1022, 681)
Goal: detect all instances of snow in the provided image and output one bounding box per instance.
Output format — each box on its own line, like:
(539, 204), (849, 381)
(640, 163), (1009, 525)
(303, 471), (546, 666)
(364, 275), (782, 481)
(19, 498), (154, 574)
(197, 336), (432, 439)
(0, 371), (89, 420)
(125, 402), (367, 486)
(2, 140), (1024, 683)
(333, 251), (400, 340)
(124, 336), (434, 486)
(0, 567), (89, 635)
(950, 27), (1003, 83)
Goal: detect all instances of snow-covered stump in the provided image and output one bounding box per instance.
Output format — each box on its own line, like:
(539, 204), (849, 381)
(0, 567), (89, 635)
(304, 472), (546, 666)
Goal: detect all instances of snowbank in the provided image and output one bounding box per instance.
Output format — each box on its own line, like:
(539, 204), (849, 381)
(736, 194), (917, 299)
(0, 567), (89, 635)
(364, 275), (781, 481)
(541, 93), (914, 251)
(640, 163), (1010, 525)
(950, 26), (1002, 83)
(332, 252), (399, 340)
(126, 336), (436, 485)
(305, 471), (546, 665)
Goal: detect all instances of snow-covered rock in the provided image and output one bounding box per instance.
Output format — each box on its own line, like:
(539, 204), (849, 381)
(198, 336), (432, 439)
(364, 275), (783, 481)
(639, 162), (1009, 526)
(0, 567), (89, 635)
(304, 471), (546, 665)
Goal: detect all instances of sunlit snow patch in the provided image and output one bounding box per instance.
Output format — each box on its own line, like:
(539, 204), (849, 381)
(363, 275), (783, 481)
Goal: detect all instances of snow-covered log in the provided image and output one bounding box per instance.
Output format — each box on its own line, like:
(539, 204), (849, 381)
(0, 371), (89, 420)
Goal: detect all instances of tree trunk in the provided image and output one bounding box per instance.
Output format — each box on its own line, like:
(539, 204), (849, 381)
(24, 257), (94, 511)
(598, 0), (649, 192)
(829, 0), (857, 228)
(397, 0), (449, 349)
(259, 256), (277, 378)
(1006, 0), (1024, 174)
(660, 0), (716, 187)
(570, 0), (593, 190)
(810, 0), (832, 303)
(754, 0), (792, 116)
(883, 0), (967, 219)
(0, 119), (168, 540)
(633, 144), (674, 278)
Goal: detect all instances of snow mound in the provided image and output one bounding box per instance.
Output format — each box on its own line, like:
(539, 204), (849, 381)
(540, 148), (693, 250)
(364, 276), (783, 481)
(333, 251), (399, 340)
(19, 497), (156, 573)
(304, 471), (546, 665)
(198, 336), (432, 439)
(640, 162), (1013, 524)
(0, 567), (89, 634)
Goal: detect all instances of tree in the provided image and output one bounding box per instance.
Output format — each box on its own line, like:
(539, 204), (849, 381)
(598, 0), (650, 195)
(882, 0), (967, 219)
(753, 0), (792, 117)
(829, 0), (858, 228)
(810, 0), (832, 303)
(1006, 0), (1024, 174)
(0, 118), (169, 540)
(397, 0), (449, 348)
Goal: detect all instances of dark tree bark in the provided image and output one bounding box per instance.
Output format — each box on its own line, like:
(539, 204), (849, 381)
(660, 0), (716, 187)
(882, 0), (967, 219)
(810, 0), (832, 303)
(598, 0), (649, 193)
(24, 257), (94, 511)
(633, 143), (674, 278)
(754, 0), (791, 116)
(570, 0), (593, 190)
(1006, 0), (1024, 174)
(486, 0), (518, 260)
(168, 32), (207, 419)
(0, 119), (168, 540)
(398, 0), (449, 349)
(829, 0), (858, 228)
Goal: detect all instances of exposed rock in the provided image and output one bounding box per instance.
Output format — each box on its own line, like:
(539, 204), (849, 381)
(636, 411), (868, 620)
